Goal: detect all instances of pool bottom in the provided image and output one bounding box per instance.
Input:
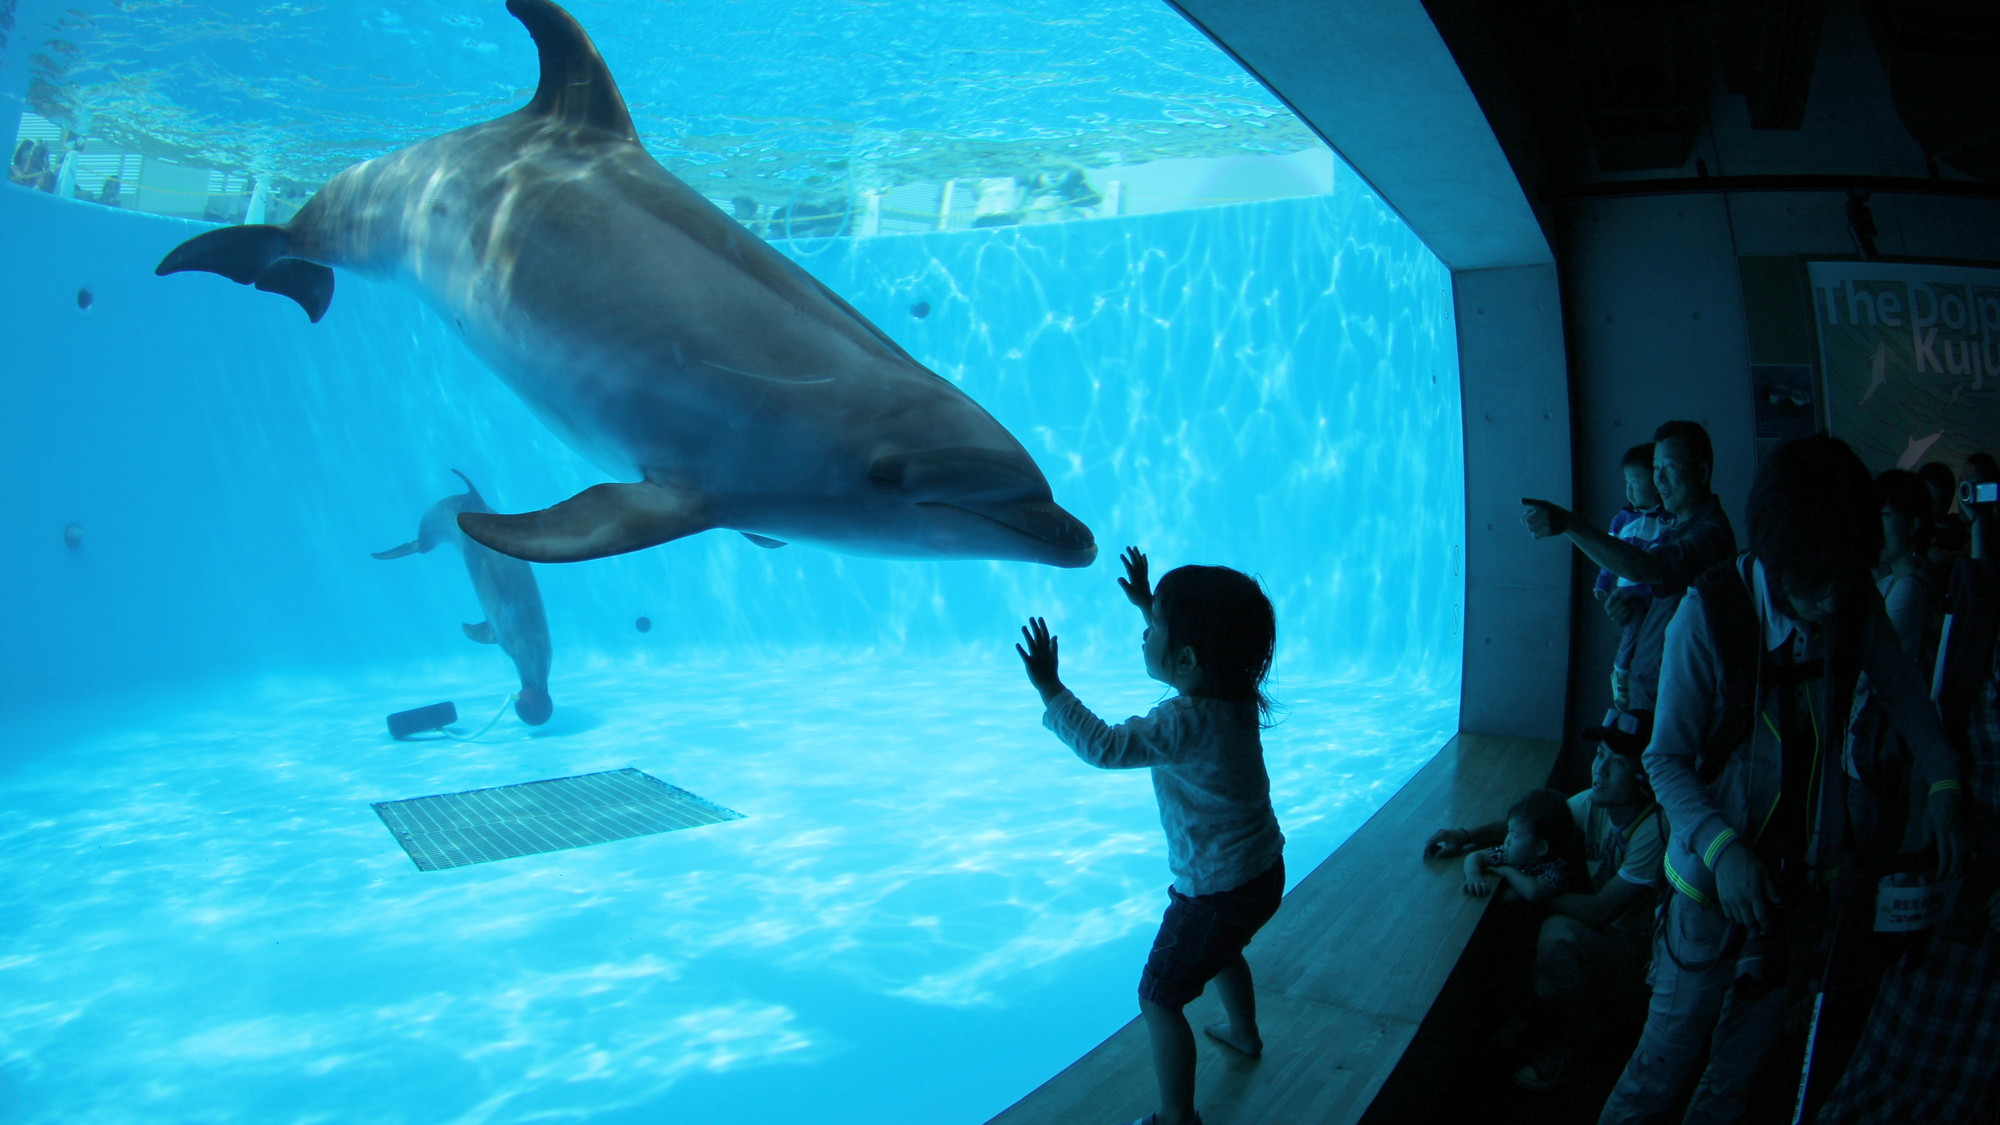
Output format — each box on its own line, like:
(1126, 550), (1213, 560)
(0, 653), (1456, 1125)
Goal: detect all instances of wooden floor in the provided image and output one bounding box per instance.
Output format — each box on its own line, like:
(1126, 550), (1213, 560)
(987, 731), (1561, 1125)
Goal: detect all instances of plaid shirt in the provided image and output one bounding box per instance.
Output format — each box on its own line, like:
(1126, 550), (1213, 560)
(1815, 672), (2000, 1125)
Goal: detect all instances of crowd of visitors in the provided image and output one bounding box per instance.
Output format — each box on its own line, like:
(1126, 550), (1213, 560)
(1419, 423), (2000, 1124)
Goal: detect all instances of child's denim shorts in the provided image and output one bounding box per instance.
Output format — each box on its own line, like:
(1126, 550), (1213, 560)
(1138, 857), (1285, 1009)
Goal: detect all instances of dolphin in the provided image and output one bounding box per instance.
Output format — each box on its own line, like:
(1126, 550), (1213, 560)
(1897, 429), (1946, 471)
(373, 470), (554, 725)
(156, 0), (1095, 571)
(1857, 341), (1887, 406)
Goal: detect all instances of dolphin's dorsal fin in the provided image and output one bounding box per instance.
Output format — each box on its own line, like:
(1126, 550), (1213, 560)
(450, 469), (487, 507)
(507, 0), (638, 142)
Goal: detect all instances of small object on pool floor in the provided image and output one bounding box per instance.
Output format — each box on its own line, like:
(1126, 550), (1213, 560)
(77, 287), (94, 310)
(373, 768), (743, 871)
(635, 615), (651, 632)
(386, 700), (458, 740)
(64, 522), (84, 549)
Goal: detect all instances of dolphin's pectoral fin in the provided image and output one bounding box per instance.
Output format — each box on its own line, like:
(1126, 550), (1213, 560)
(507, 0), (638, 142)
(155, 224), (289, 284)
(155, 224), (333, 323)
(463, 621), (499, 645)
(457, 480), (709, 563)
(371, 540), (421, 560)
(253, 258), (335, 323)
(741, 533), (787, 549)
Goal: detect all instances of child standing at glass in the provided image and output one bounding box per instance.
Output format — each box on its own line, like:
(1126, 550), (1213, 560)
(1016, 547), (1284, 1125)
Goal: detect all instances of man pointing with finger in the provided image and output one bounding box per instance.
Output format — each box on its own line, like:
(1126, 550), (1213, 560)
(1525, 421), (1736, 709)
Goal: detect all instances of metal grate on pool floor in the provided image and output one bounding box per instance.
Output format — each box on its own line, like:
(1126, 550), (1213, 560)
(373, 768), (743, 871)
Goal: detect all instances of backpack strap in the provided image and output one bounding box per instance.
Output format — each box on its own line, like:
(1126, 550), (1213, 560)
(1694, 556), (1761, 784)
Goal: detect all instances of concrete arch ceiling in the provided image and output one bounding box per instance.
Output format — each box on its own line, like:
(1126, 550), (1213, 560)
(1167, 0), (1549, 271)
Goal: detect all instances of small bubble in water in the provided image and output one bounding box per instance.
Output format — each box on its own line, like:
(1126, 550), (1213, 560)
(910, 300), (931, 319)
(77, 288), (94, 310)
(635, 616), (652, 633)
(64, 523), (85, 549)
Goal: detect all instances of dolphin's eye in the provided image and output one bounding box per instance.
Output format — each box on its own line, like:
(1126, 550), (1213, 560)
(866, 456), (906, 489)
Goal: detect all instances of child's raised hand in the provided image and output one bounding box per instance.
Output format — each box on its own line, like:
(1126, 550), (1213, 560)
(1117, 546), (1153, 614)
(1016, 616), (1063, 700)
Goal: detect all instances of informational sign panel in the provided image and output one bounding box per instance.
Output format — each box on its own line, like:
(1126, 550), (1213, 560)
(1808, 261), (2000, 476)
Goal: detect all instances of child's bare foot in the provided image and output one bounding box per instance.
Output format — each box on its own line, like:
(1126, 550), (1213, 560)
(1202, 1021), (1262, 1057)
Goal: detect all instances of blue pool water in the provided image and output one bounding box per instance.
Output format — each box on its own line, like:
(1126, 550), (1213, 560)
(2, 3), (1462, 1121)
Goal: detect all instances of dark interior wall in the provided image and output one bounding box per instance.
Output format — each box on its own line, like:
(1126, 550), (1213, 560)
(1549, 0), (2000, 747)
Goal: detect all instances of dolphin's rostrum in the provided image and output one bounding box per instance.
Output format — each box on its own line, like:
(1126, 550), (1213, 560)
(158, 0), (1096, 571)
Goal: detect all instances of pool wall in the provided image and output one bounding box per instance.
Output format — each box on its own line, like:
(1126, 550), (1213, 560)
(1, 181), (1462, 722)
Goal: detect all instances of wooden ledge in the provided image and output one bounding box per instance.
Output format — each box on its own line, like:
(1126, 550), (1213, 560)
(987, 731), (1561, 1125)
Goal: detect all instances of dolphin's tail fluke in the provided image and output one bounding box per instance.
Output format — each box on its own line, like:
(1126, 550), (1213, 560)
(155, 225), (335, 323)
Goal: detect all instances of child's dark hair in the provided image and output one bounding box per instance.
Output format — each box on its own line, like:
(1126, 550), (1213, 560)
(1507, 788), (1586, 867)
(1152, 564), (1278, 725)
(1620, 442), (1656, 472)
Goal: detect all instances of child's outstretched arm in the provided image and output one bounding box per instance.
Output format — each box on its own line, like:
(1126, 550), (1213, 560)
(1117, 546), (1153, 622)
(1016, 616), (1066, 705)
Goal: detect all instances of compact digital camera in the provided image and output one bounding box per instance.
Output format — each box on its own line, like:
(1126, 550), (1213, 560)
(1961, 479), (1999, 507)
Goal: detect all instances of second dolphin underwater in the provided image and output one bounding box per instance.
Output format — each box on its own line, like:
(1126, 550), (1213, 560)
(157, 0), (1095, 572)
(374, 471), (555, 726)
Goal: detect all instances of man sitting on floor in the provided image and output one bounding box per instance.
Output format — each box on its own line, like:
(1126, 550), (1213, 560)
(1425, 707), (1668, 1091)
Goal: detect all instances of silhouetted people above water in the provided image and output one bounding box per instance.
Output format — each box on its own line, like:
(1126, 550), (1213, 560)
(9, 139), (55, 192)
(731, 194), (763, 237)
(96, 175), (123, 207)
(1525, 420), (1736, 710)
(1017, 547), (1283, 1125)
(769, 196), (843, 238)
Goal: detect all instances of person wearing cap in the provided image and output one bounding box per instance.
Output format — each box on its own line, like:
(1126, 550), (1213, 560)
(1424, 707), (1668, 1091)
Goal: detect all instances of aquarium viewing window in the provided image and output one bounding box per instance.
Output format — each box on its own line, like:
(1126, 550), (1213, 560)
(1, 1), (1465, 1122)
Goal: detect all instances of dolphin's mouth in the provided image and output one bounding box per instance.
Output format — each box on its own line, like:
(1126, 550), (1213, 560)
(921, 498), (1097, 566)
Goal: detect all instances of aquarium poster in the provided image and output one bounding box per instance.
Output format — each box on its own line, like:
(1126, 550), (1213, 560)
(1808, 260), (2000, 474)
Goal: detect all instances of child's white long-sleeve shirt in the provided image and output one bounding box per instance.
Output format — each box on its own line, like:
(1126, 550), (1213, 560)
(1044, 689), (1284, 897)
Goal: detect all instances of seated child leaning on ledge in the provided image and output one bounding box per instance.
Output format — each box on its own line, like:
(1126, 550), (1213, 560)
(1460, 788), (1592, 902)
